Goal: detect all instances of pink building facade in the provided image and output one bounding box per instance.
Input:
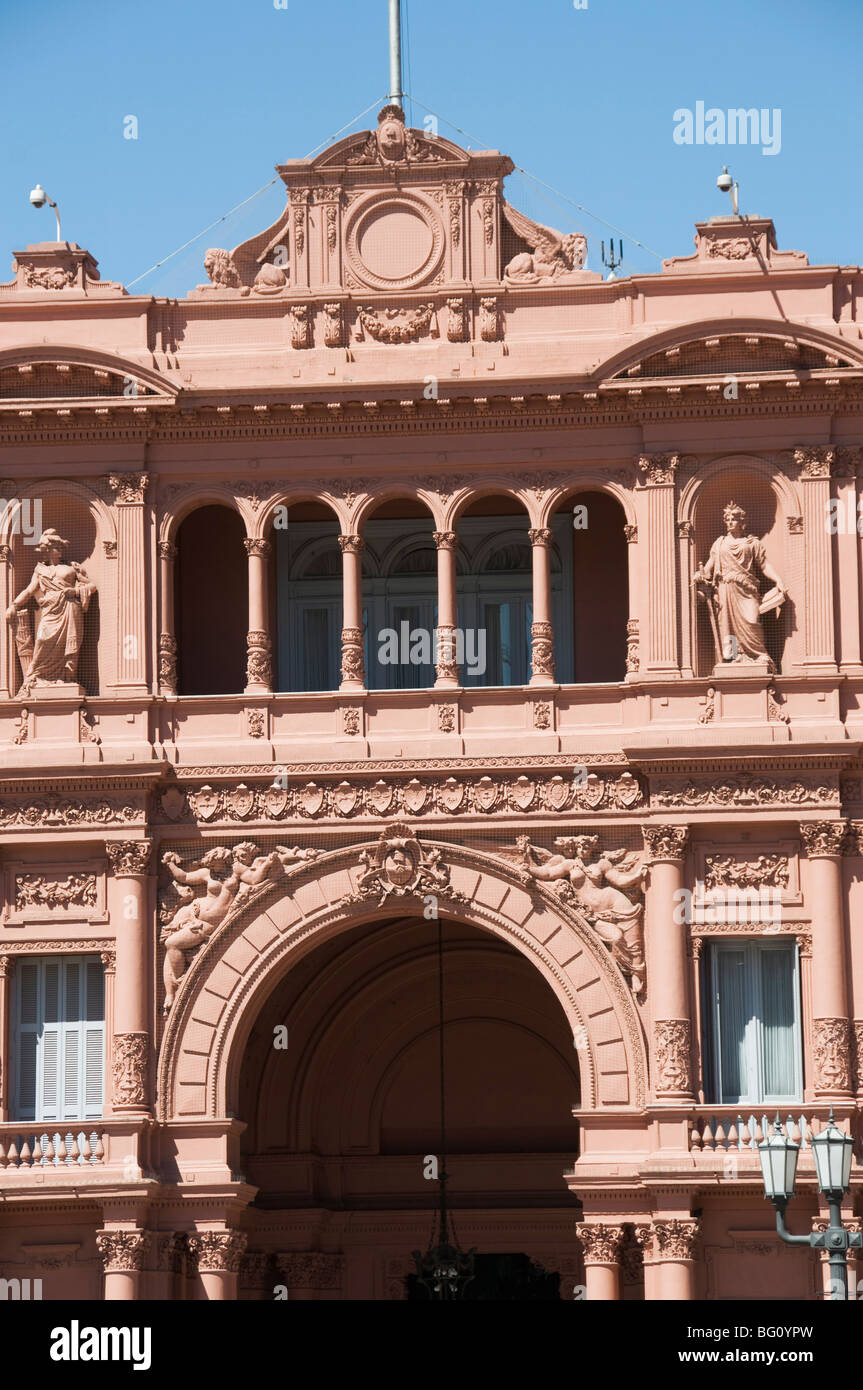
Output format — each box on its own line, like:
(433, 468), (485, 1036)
(0, 106), (861, 1300)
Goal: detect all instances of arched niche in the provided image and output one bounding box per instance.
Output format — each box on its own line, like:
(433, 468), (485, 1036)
(175, 504), (247, 695)
(549, 488), (629, 684)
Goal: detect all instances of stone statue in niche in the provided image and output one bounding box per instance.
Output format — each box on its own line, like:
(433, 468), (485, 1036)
(693, 501), (787, 672)
(515, 834), (646, 993)
(502, 203), (587, 284)
(5, 529), (95, 695)
(160, 841), (319, 1011)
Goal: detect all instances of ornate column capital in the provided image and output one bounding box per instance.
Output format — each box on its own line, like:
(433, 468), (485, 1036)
(624, 523), (638, 544)
(637, 453), (680, 486)
(800, 820), (848, 857)
(189, 1230), (248, 1273)
(653, 1218), (700, 1261)
(105, 839), (152, 877)
(338, 534), (365, 555)
(794, 445), (837, 479)
(642, 824), (689, 863)
(528, 527), (553, 547)
(243, 537), (271, 558)
(111, 1032), (149, 1109)
(576, 1222), (625, 1265)
(96, 1230), (151, 1273)
(157, 540), (177, 561)
(106, 471), (149, 505)
(433, 531), (458, 551)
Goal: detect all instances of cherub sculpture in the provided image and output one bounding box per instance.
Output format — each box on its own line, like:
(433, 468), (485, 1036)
(516, 833), (646, 992)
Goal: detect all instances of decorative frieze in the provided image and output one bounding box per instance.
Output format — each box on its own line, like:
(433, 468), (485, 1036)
(277, 1252), (345, 1289)
(653, 776), (838, 810)
(703, 854), (789, 889)
(15, 873), (97, 910)
(357, 302), (435, 343)
(164, 766), (646, 824)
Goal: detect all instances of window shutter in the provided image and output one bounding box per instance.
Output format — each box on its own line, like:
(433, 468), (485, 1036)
(11, 955), (105, 1124)
(40, 961), (62, 1122)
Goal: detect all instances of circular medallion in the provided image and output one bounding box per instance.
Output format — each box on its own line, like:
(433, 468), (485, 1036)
(345, 194), (443, 291)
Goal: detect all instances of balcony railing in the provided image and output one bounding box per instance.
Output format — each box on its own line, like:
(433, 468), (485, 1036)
(690, 1109), (855, 1153)
(0, 1127), (105, 1168)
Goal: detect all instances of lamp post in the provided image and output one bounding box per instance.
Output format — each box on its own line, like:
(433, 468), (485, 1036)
(759, 1111), (862, 1300)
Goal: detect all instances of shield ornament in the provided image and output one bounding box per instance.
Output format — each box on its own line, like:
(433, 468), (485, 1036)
(438, 777), (465, 813)
(228, 783), (256, 820)
(402, 779), (428, 814)
(474, 777), (498, 813)
(614, 771), (642, 808)
(545, 776), (570, 812)
(368, 780), (394, 816)
(298, 782), (325, 817)
(190, 784), (220, 822)
(510, 776), (536, 811)
(262, 783), (289, 819)
(333, 781), (359, 816)
(582, 773), (605, 810)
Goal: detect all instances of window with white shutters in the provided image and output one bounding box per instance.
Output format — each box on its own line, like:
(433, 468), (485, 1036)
(11, 955), (105, 1122)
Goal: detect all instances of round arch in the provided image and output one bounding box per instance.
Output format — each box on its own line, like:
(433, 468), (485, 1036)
(157, 837), (647, 1122)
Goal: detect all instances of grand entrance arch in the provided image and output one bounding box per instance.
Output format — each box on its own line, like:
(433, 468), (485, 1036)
(155, 831), (647, 1298)
(158, 832), (647, 1124)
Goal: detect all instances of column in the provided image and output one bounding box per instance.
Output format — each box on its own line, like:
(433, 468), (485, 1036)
(433, 531), (459, 688)
(190, 1230), (247, 1301)
(642, 826), (693, 1101)
(0, 543), (14, 698)
(339, 535), (365, 692)
(157, 540), (177, 695)
(107, 472), (149, 695)
(801, 821), (852, 1098)
(575, 1222), (623, 1300)
(96, 1230), (150, 1300)
(795, 446), (838, 673)
(637, 453), (680, 675)
(653, 1219), (700, 1300)
(528, 527), (555, 686)
(244, 538), (272, 693)
(105, 840), (152, 1114)
(835, 448), (863, 673)
(623, 523), (640, 678)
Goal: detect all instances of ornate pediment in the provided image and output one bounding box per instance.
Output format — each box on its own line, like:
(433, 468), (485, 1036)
(662, 216), (808, 273)
(320, 105), (468, 170)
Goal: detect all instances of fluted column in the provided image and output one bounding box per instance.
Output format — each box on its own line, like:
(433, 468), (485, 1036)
(157, 540), (177, 696)
(653, 1219), (700, 1300)
(339, 535), (365, 692)
(834, 449), (863, 673)
(190, 1230), (247, 1301)
(96, 1230), (150, 1300)
(576, 1222), (623, 1300)
(796, 447), (838, 673)
(244, 538), (272, 693)
(642, 825), (693, 1101)
(0, 954), (9, 1121)
(0, 542), (14, 697)
(105, 840), (152, 1114)
(801, 821), (852, 1098)
(433, 531), (459, 688)
(637, 453), (680, 675)
(528, 527), (555, 686)
(107, 472), (149, 695)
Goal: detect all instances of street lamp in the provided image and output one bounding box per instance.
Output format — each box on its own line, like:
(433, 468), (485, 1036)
(759, 1111), (862, 1300)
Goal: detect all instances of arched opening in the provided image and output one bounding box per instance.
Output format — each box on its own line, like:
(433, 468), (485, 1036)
(362, 499), (438, 689)
(175, 505), (247, 695)
(236, 915), (582, 1299)
(553, 490), (628, 684)
(455, 496), (539, 687)
(691, 470), (791, 677)
(271, 501), (342, 692)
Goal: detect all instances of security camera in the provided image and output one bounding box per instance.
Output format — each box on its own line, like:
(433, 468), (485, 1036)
(29, 184), (48, 208)
(716, 167), (734, 194)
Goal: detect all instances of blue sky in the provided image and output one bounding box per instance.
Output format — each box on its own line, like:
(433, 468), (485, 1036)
(1, 0), (860, 297)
